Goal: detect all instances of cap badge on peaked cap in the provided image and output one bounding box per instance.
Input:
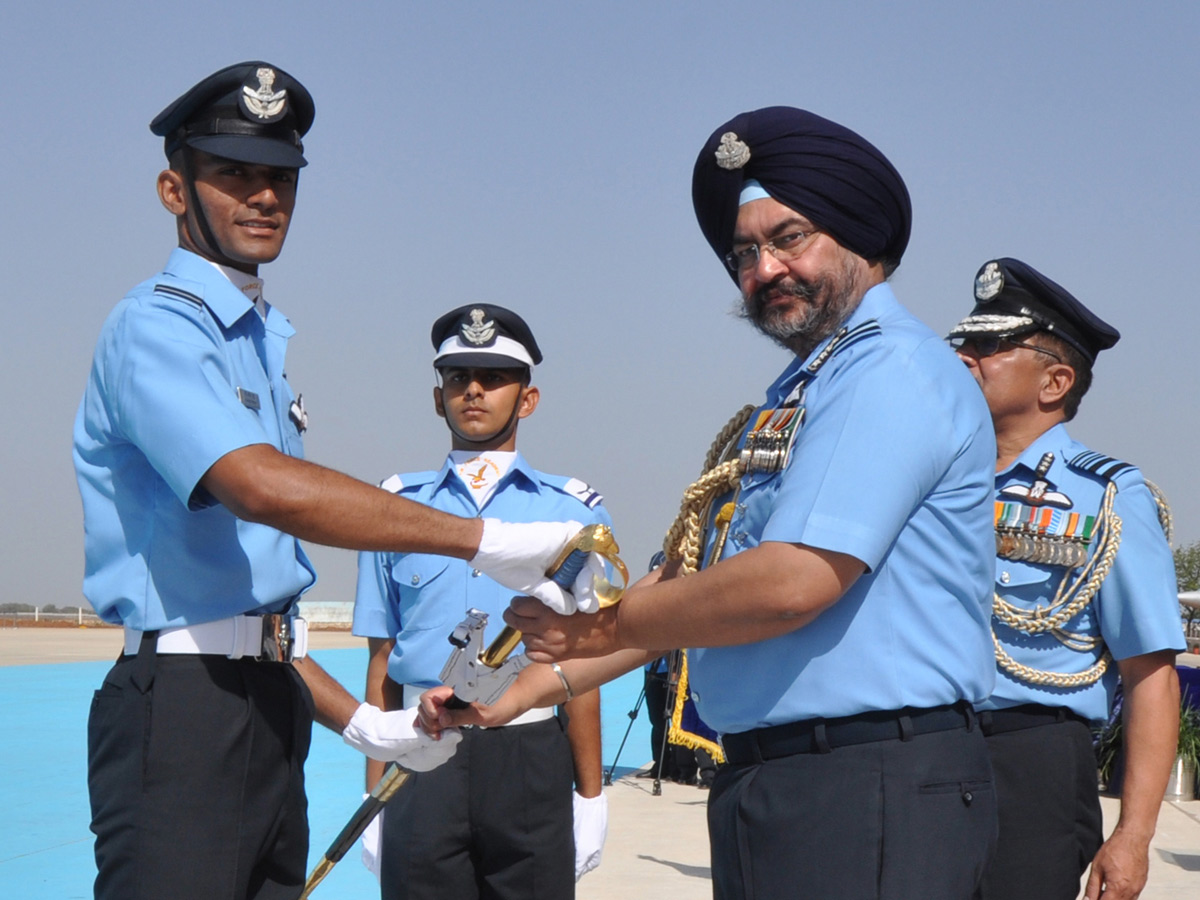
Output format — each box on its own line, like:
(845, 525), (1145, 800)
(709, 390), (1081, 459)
(715, 132), (750, 170)
(975, 261), (1004, 301)
(240, 67), (288, 122)
(461, 308), (498, 346)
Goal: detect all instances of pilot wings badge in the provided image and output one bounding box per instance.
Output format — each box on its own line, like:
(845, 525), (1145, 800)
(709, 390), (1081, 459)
(242, 67), (288, 121)
(998, 453), (1072, 509)
(461, 308), (496, 346)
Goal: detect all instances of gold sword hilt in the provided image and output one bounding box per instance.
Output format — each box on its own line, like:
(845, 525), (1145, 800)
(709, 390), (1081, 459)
(479, 524), (629, 669)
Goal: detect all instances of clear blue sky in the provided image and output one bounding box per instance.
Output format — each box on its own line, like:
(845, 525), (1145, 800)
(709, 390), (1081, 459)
(3, 1), (1198, 610)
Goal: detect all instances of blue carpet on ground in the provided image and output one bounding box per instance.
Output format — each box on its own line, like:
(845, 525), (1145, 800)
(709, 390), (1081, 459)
(0, 648), (650, 899)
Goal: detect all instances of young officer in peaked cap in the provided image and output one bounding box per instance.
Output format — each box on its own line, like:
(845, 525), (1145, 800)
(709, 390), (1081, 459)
(949, 258), (1184, 900)
(74, 64), (600, 900)
(428, 106), (1000, 900)
(353, 303), (609, 897)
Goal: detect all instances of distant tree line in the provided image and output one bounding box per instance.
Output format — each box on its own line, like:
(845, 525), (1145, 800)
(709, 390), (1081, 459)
(0, 603), (90, 614)
(1176, 540), (1200, 634)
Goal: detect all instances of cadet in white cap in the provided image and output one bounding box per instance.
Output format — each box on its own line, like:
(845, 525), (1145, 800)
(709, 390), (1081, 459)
(74, 63), (595, 900)
(354, 304), (609, 898)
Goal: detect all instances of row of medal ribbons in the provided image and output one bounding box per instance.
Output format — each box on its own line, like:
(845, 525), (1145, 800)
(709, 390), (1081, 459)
(994, 501), (1095, 569)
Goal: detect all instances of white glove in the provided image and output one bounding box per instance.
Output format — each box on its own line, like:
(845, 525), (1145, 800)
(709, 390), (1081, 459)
(342, 703), (462, 769)
(471, 519), (605, 614)
(572, 791), (608, 881)
(360, 796), (382, 882)
(571, 552), (609, 615)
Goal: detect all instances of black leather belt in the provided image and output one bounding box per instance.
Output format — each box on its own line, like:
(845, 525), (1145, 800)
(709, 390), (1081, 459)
(977, 704), (1088, 736)
(722, 702), (975, 764)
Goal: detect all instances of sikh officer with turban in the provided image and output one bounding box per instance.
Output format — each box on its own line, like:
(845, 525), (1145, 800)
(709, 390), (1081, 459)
(426, 106), (1000, 900)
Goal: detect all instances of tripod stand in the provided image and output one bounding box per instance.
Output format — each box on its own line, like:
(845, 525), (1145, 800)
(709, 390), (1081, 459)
(603, 652), (682, 796)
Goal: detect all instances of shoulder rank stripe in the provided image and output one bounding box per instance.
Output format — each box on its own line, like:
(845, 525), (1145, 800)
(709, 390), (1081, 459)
(153, 284), (204, 308)
(562, 477), (603, 509)
(1067, 451), (1134, 481)
(805, 320), (881, 375)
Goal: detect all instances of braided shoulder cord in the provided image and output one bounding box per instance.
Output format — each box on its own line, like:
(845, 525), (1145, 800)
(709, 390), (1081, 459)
(662, 405), (756, 577)
(993, 636), (1113, 688)
(1145, 479), (1174, 546)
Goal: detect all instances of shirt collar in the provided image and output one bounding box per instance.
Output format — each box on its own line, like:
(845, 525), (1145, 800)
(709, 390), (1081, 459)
(433, 451), (539, 494)
(163, 248), (294, 338)
(998, 422), (1071, 480)
(765, 281), (896, 403)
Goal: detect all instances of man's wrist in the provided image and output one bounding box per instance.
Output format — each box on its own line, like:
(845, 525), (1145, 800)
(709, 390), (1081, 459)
(1108, 821), (1155, 846)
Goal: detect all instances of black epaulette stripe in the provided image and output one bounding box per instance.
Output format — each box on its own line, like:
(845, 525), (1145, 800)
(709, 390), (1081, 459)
(153, 284), (204, 308)
(829, 321), (881, 357)
(804, 321), (880, 375)
(1068, 451), (1134, 481)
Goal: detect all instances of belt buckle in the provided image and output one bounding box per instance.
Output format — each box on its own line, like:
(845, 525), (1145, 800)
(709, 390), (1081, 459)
(259, 614), (295, 662)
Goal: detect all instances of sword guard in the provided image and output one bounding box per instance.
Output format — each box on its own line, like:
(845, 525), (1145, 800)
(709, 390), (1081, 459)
(440, 525), (630, 707)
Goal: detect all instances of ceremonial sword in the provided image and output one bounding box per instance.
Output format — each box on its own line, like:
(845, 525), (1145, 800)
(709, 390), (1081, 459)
(299, 524), (628, 898)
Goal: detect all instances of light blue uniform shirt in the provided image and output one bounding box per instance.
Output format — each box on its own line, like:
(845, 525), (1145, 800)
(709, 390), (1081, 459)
(987, 424), (1183, 723)
(73, 248), (315, 630)
(690, 284), (997, 734)
(353, 454), (610, 687)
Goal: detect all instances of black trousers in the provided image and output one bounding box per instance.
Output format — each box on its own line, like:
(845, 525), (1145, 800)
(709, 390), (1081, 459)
(380, 716), (575, 900)
(976, 719), (1103, 900)
(88, 645), (314, 900)
(645, 665), (670, 776)
(708, 722), (997, 900)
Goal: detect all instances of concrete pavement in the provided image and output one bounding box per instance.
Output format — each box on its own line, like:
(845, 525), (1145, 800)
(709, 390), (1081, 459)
(3, 626), (1198, 898)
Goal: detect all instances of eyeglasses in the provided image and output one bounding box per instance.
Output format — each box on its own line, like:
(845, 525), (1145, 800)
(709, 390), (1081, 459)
(948, 335), (1063, 363)
(724, 230), (818, 273)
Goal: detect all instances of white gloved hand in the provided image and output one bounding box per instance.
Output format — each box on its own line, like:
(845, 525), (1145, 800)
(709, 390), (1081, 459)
(342, 703), (462, 769)
(572, 791), (608, 881)
(570, 552), (609, 615)
(471, 519), (604, 614)
(360, 796), (382, 882)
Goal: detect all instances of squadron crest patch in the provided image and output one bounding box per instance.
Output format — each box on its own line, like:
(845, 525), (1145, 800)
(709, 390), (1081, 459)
(241, 67), (288, 122)
(715, 132), (750, 170)
(461, 308), (497, 346)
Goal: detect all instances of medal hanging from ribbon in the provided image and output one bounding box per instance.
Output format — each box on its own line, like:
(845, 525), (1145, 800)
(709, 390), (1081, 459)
(740, 406), (805, 475)
(994, 501), (1094, 569)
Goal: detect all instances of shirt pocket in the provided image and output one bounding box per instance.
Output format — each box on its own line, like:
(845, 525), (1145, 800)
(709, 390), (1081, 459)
(995, 561), (1096, 631)
(389, 555), (457, 633)
(995, 559), (1054, 592)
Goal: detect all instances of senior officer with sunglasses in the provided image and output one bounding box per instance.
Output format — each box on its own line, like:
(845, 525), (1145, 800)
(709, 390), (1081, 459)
(949, 259), (1184, 900)
(428, 106), (1001, 900)
(74, 62), (599, 900)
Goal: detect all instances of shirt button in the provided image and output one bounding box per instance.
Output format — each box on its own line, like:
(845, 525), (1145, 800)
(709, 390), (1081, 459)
(411, 575), (421, 585)
(472, 569), (482, 578)
(1000, 572), (1011, 585)
(736, 503), (747, 514)
(963, 791), (974, 805)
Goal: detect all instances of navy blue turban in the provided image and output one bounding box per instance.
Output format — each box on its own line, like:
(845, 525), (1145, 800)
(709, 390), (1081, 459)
(692, 106), (912, 282)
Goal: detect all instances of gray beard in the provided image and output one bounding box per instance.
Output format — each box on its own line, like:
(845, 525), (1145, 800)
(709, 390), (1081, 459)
(735, 260), (864, 358)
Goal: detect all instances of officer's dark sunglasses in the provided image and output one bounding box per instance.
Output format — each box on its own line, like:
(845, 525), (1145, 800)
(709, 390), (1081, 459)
(947, 335), (1063, 363)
